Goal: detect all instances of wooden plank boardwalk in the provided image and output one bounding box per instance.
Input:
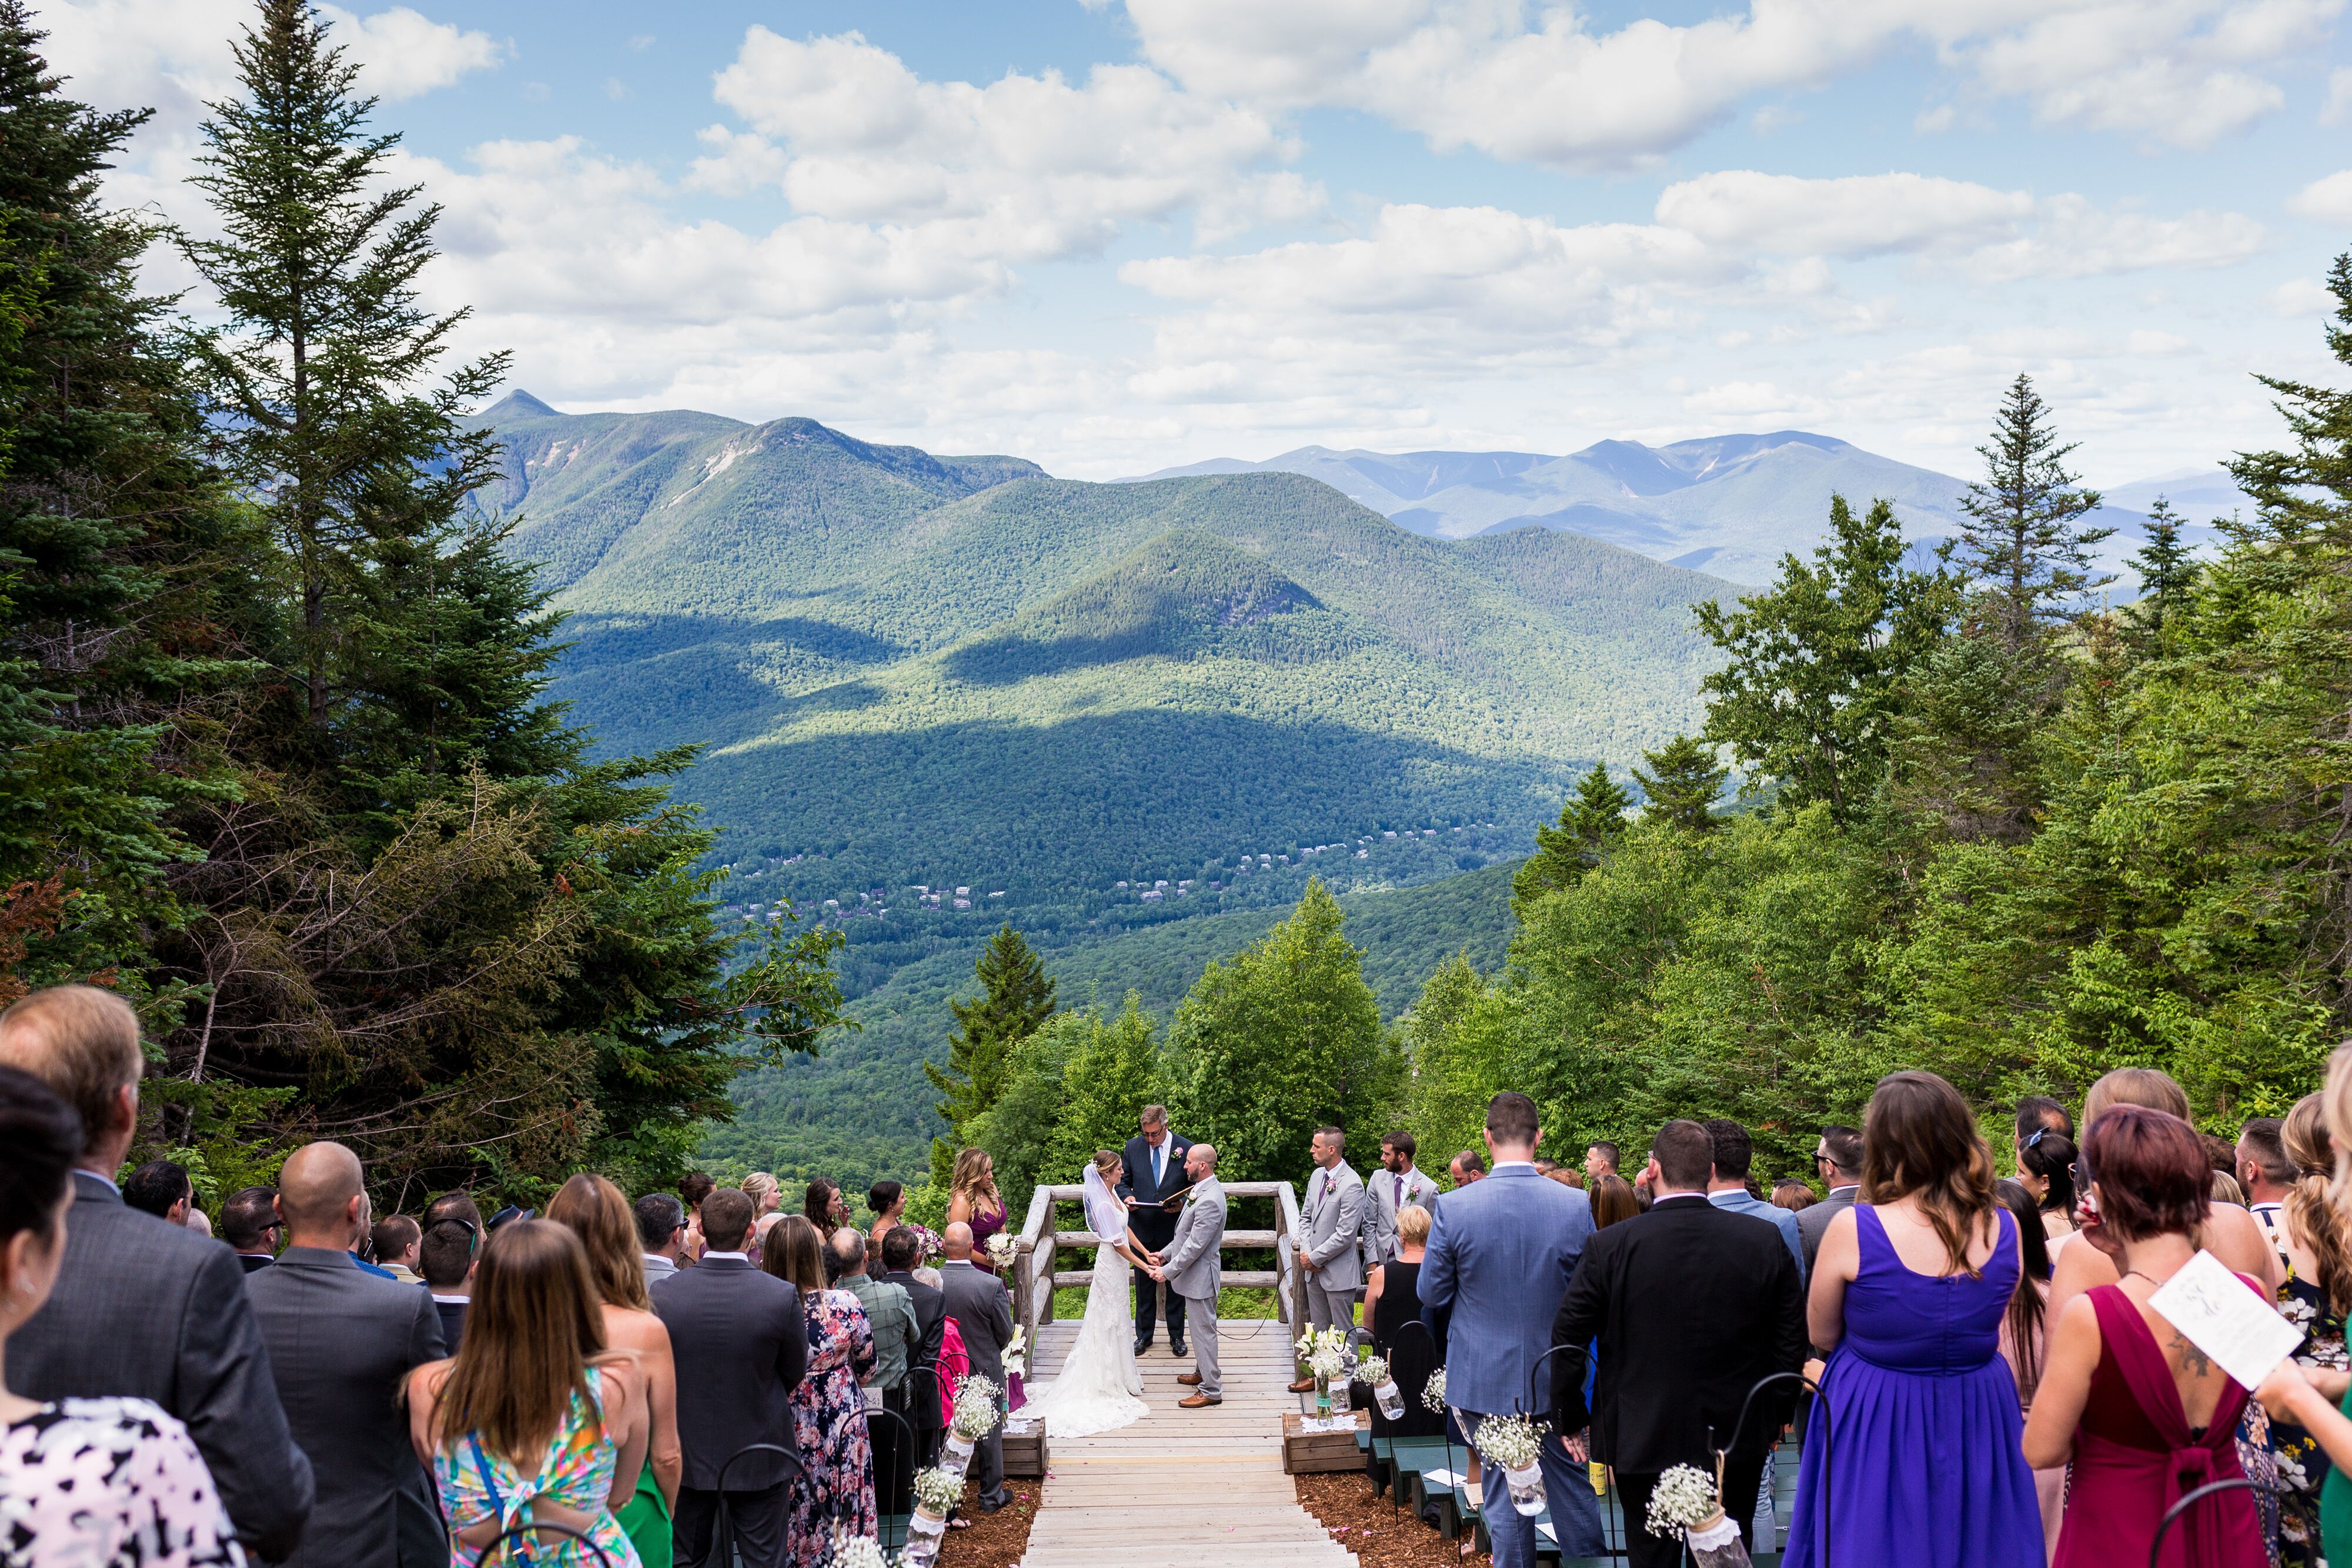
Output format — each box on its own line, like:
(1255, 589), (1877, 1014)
(1014, 1316), (1357, 1568)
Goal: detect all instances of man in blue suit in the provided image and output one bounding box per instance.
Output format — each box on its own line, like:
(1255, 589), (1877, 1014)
(1418, 1092), (1604, 1564)
(1703, 1119), (1805, 1280)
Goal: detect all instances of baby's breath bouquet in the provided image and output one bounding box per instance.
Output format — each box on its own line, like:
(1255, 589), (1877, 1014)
(1644, 1462), (1751, 1567)
(1354, 1353), (1406, 1421)
(1421, 1366), (1448, 1415)
(1474, 1415), (1548, 1517)
(913, 1466), (965, 1517)
(949, 1372), (1004, 1442)
(903, 1468), (963, 1565)
(828, 1530), (899, 1568)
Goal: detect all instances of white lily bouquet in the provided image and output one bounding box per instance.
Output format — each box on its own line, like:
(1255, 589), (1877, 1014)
(828, 1529), (900, 1568)
(1473, 1414), (1548, 1517)
(1294, 1326), (1350, 1383)
(1644, 1462), (1752, 1568)
(1421, 1366), (1448, 1415)
(1354, 1352), (1407, 1422)
(984, 1232), (1017, 1270)
(1004, 1325), (1028, 1380)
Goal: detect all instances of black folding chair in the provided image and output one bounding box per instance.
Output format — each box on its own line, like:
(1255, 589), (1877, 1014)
(1384, 1317), (1446, 1518)
(711, 1442), (810, 1568)
(470, 1520), (618, 1566)
(2150, 1478), (2282, 1568)
(867, 1403), (921, 1550)
(1715, 1370), (1828, 1567)
(1529, 1342), (1626, 1562)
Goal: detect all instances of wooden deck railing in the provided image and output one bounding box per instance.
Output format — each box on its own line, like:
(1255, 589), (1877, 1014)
(1009, 1179), (1305, 1345)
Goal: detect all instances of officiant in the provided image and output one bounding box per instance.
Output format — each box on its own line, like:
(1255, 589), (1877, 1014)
(1119, 1104), (1194, 1355)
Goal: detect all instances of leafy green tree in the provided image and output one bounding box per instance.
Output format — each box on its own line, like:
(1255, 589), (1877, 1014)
(1633, 735), (1728, 834)
(965, 1014), (1080, 1222)
(1954, 374), (2111, 651)
(1045, 991), (1163, 1182)
(2124, 497), (2196, 650)
(1512, 764), (1629, 915)
(1399, 952), (1496, 1171)
(927, 923), (1057, 1185)
(1170, 878), (1398, 1181)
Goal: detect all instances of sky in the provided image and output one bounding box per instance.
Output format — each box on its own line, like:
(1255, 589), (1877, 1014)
(38, 0), (2352, 483)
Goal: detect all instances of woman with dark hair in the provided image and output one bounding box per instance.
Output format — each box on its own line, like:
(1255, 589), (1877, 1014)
(801, 1178), (846, 1243)
(766, 1215), (876, 1566)
(1590, 1172), (1640, 1231)
(1785, 1070), (2042, 1568)
(2024, 1106), (2267, 1568)
(0, 1068), (245, 1567)
(2017, 1128), (2078, 1244)
(1994, 1178), (2063, 1562)
(868, 1179), (906, 1253)
(410, 1219), (649, 1565)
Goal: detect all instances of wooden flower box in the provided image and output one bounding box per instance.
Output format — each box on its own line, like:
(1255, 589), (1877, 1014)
(1282, 1408), (1368, 1474)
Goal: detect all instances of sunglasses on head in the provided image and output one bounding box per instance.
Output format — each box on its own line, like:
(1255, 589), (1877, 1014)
(2024, 1127), (2053, 1150)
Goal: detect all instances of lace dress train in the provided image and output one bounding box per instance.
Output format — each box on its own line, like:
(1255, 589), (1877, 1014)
(1025, 1243), (1148, 1439)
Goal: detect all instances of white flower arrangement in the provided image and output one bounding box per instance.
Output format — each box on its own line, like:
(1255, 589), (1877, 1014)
(950, 1372), (1004, 1439)
(1643, 1463), (1723, 1539)
(1004, 1324), (1028, 1379)
(1294, 1326), (1350, 1382)
(828, 1530), (898, 1568)
(913, 1466), (965, 1516)
(1353, 1353), (1390, 1387)
(1421, 1366), (1448, 1414)
(1472, 1414), (1542, 1472)
(984, 1232), (1017, 1269)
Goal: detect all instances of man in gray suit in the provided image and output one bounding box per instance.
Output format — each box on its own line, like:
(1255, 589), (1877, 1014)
(248, 1141), (447, 1568)
(938, 1221), (1015, 1512)
(1798, 1125), (1862, 1276)
(0, 986), (313, 1562)
(1156, 1144), (1227, 1406)
(1288, 1126), (1365, 1391)
(1361, 1129), (1439, 1269)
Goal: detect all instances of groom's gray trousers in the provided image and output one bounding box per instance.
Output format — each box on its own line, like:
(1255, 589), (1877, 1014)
(1181, 1289), (1220, 1396)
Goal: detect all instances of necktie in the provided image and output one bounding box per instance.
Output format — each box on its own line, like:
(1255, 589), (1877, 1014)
(1394, 1173), (1403, 1211)
(1154, 1144), (1164, 1187)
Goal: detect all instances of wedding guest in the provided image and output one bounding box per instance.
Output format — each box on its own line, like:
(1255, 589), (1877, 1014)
(1788, 1071), (2042, 1568)
(419, 1201), (477, 1354)
(1367, 1200), (1444, 1450)
(185, 1206), (213, 1238)
(2241, 1116), (2293, 1244)
(122, 1159), (192, 1223)
(0, 985), (312, 1560)
(879, 1226), (949, 1464)
(222, 1185), (282, 1272)
(247, 1141), (446, 1568)
(1773, 1179), (1818, 1212)
(1584, 1141), (1619, 1182)
(1703, 1119), (1805, 1281)
(1446, 1149), (1484, 1187)
(767, 1215), (876, 1564)
(2024, 1106), (2267, 1568)
(549, 1174), (683, 1567)
(803, 1177), (846, 1242)
(938, 1221), (1014, 1511)
(1799, 1125), (1862, 1276)
(649, 1186), (807, 1568)
(1420, 1092), (1603, 1564)
(832, 1226), (917, 1519)
(409, 1220), (647, 1566)
(1994, 1178), (2063, 1562)
(2019, 1129), (2079, 1243)
(868, 1179), (906, 1253)
(2261, 1095), (2349, 1567)
(2014, 1096), (2074, 1172)
(677, 1171), (716, 1263)
(1589, 1172), (1639, 1230)
(1553, 1119), (1803, 1568)
(635, 1192), (687, 1285)
(947, 1148), (1010, 1276)
(370, 1215), (423, 1283)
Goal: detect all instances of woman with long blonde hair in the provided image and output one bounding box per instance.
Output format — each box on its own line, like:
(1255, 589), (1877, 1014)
(946, 1147), (1007, 1274)
(741, 1172), (781, 1220)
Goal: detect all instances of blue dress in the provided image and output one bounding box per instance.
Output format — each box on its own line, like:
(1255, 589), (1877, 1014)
(1784, 1203), (2043, 1568)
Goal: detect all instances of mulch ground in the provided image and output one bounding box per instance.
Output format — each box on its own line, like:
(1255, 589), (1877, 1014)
(937, 1477), (1040, 1568)
(1294, 1470), (1491, 1568)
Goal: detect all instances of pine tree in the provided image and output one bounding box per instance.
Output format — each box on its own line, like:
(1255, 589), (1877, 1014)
(927, 923), (1057, 1185)
(2124, 497), (2196, 650)
(1512, 764), (1630, 914)
(1955, 375), (2112, 651)
(1633, 735), (1728, 834)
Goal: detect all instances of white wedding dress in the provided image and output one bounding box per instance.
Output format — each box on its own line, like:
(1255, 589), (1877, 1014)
(1023, 1166), (1148, 1437)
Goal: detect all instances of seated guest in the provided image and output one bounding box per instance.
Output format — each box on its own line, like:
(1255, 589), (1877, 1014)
(247, 1142), (447, 1568)
(769, 1216), (877, 1563)
(636, 1192), (687, 1284)
(1362, 1201), (1442, 1443)
(549, 1174), (683, 1567)
(122, 1159), (192, 1223)
(420, 1193), (481, 1353)
(221, 1184), (282, 1272)
(0, 985), (312, 1561)
(409, 1221), (647, 1566)
(879, 1226), (948, 1464)
(833, 1226), (917, 1519)
(650, 1186), (808, 1568)
(937, 1223), (1012, 1511)
(0, 1066), (248, 1567)
(369, 1215), (423, 1283)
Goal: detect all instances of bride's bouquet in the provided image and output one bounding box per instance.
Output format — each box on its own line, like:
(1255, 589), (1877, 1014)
(984, 1232), (1017, 1270)
(1004, 1325), (1028, 1380)
(1643, 1463), (1752, 1567)
(1472, 1415), (1547, 1517)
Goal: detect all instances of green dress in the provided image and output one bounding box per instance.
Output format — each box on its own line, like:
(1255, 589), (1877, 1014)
(614, 1467), (671, 1568)
(2322, 1380), (2352, 1567)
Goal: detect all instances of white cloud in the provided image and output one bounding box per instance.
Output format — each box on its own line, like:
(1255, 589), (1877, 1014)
(2289, 170), (2352, 223)
(1656, 172), (2031, 258)
(2266, 276), (2339, 315)
(1960, 196), (2266, 281)
(2327, 66), (2352, 122)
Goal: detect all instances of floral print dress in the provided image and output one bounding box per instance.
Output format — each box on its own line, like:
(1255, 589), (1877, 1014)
(434, 1366), (642, 1568)
(2274, 1265), (2348, 1568)
(786, 1289), (877, 1567)
(1, 1398), (246, 1567)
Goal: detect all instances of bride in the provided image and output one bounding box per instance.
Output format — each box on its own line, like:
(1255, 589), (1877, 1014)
(1023, 1149), (1152, 1437)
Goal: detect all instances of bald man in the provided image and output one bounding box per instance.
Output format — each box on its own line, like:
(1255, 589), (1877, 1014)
(938, 1220), (1015, 1511)
(246, 1141), (446, 1568)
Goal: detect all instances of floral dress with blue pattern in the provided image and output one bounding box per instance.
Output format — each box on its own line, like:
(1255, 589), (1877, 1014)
(433, 1365), (642, 1567)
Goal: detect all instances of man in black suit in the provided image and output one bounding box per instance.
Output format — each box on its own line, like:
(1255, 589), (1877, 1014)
(247, 1141), (447, 1568)
(879, 1225), (948, 1464)
(419, 1196), (479, 1354)
(1551, 1118), (1805, 1568)
(0, 985), (314, 1562)
(652, 1186), (808, 1567)
(222, 1185), (283, 1273)
(938, 1222), (1014, 1512)
(1117, 1104), (1193, 1354)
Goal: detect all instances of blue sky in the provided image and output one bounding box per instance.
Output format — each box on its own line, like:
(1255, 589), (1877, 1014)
(44, 0), (2352, 483)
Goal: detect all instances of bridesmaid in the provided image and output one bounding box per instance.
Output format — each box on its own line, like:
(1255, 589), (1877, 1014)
(947, 1149), (1008, 1274)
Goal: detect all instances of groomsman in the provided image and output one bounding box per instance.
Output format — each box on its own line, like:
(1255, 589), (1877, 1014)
(1118, 1104), (1194, 1355)
(1289, 1126), (1365, 1390)
(1362, 1129), (1438, 1268)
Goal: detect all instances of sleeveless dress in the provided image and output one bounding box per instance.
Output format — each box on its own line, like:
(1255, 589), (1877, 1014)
(967, 1201), (1007, 1275)
(2262, 1226), (2344, 1566)
(1022, 1174), (1147, 1439)
(435, 1366), (643, 1567)
(1785, 1205), (2042, 1568)
(1368, 1258), (1444, 1440)
(787, 1290), (877, 1567)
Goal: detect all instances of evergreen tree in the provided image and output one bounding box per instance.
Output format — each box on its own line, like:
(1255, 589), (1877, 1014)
(2122, 497), (2196, 652)
(1512, 764), (1631, 915)
(1633, 735), (1728, 834)
(1954, 374), (2112, 651)
(927, 923), (1056, 1185)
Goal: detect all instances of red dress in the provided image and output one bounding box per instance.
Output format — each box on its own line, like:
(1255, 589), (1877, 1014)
(2052, 1282), (2268, 1568)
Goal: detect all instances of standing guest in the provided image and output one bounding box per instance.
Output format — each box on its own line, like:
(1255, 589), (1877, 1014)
(0, 1066), (248, 1568)
(419, 1202), (477, 1355)
(1773, 1179), (1818, 1212)
(1361, 1202), (1443, 1445)
(2241, 1116), (2294, 1247)
(801, 1178), (846, 1242)
(923, 1268), (969, 1433)
(1584, 1141), (1619, 1183)
(741, 1172), (781, 1225)
(549, 1175), (684, 1568)
(2259, 1095), (2350, 1567)
(648, 1187), (807, 1568)
(1118, 1105), (1194, 1356)
(867, 1180), (907, 1255)
(879, 1226), (949, 1465)
(1364, 1131), (1439, 1269)
(1419, 1092), (1605, 1564)
(1589, 1172), (1640, 1229)
(946, 1149), (1009, 1276)
(1799, 1125), (1863, 1276)
(185, 1207), (213, 1238)
(766, 1216), (876, 1564)
(937, 1221), (1015, 1512)
(1289, 1126), (1365, 1385)
(1993, 1178), (2064, 1562)
(636, 1193), (687, 1286)
(2019, 1130), (2080, 1245)
(2025, 1106), (2268, 1568)
(1705, 1118), (1806, 1279)
(831, 1228), (917, 1519)
(370, 1216), (423, 1283)
(1552, 1119), (1804, 1568)
(222, 1185), (282, 1273)
(408, 1221), (647, 1567)
(677, 1172), (716, 1265)
(247, 1141), (446, 1568)
(2015, 1096), (2074, 1172)
(0, 985), (313, 1562)
(1789, 1071), (2042, 1568)
(1446, 1149), (1485, 1188)
(123, 1159), (193, 1223)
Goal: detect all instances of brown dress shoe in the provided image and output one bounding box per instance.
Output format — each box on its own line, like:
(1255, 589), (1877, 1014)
(1287, 1377), (1316, 1393)
(1180, 1391), (1222, 1407)
(1177, 1372), (1202, 1386)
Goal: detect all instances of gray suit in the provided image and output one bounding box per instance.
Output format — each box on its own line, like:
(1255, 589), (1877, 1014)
(1361, 1164), (1439, 1267)
(1162, 1177), (1227, 1396)
(1798, 1185), (1858, 1277)
(1299, 1161), (1365, 1335)
(246, 1246), (447, 1568)
(938, 1259), (1014, 1509)
(7, 1172), (313, 1560)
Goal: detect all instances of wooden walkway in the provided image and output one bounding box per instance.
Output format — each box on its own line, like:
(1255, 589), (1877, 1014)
(1014, 1316), (1357, 1568)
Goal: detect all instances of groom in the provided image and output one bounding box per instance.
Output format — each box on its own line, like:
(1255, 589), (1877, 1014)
(1153, 1144), (1225, 1407)
(1119, 1105), (1193, 1355)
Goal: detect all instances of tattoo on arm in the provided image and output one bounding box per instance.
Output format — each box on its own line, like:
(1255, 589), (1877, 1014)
(2169, 1329), (2213, 1379)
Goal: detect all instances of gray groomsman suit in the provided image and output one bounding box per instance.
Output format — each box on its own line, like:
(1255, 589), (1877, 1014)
(938, 1259), (1015, 1510)
(1361, 1164), (1439, 1268)
(1299, 1160), (1365, 1335)
(1162, 1176), (1227, 1396)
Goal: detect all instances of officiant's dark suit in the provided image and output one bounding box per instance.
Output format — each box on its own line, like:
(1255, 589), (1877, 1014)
(1551, 1168), (1806, 1568)
(1117, 1115), (1194, 1352)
